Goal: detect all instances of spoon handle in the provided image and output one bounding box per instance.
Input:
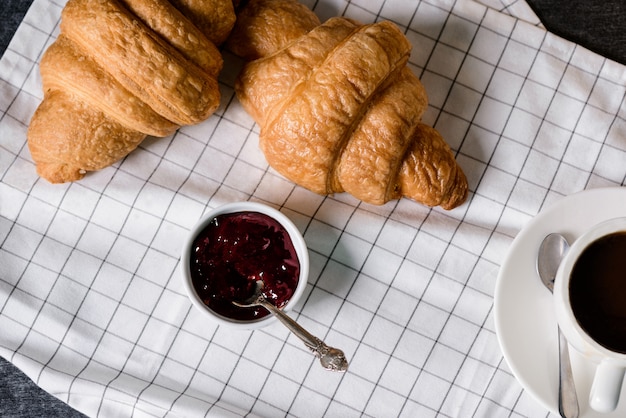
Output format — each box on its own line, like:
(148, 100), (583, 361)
(558, 328), (579, 418)
(259, 300), (348, 372)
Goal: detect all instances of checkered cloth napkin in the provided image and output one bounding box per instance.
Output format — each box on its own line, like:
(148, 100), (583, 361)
(1, 0), (625, 416)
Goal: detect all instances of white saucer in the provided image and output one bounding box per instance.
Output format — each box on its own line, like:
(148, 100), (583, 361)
(494, 187), (626, 417)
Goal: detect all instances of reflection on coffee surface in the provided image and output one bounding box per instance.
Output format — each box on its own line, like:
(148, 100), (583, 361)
(570, 231), (626, 353)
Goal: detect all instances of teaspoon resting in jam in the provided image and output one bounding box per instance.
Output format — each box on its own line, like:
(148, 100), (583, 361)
(234, 280), (349, 372)
(189, 210), (300, 321)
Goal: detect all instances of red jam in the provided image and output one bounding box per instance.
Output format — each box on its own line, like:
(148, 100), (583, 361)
(190, 210), (300, 321)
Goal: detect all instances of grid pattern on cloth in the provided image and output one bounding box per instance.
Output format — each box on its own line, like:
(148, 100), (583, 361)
(1, 0), (625, 417)
(474, 0), (543, 26)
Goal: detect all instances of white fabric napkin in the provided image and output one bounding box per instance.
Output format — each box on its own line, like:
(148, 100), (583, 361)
(1, 0), (625, 416)
(477, 0), (544, 26)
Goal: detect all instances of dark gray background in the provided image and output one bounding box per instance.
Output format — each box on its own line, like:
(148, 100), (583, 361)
(0, 0), (624, 416)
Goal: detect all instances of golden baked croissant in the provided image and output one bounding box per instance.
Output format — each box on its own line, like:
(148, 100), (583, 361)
(228, 0), (468, 209)
(28, 0), (234, 183)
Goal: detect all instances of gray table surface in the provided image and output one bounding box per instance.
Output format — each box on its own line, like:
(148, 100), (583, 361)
(527, 0), (626, 66)
(0, 0), (624, 417)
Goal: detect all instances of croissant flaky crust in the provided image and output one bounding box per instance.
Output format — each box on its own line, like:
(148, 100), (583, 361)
(229, 0), (468, 209)
(28, 0), (234, 183)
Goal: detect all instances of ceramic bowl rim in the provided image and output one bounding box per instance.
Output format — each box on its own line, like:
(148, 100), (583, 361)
(180, 201), (309, 330)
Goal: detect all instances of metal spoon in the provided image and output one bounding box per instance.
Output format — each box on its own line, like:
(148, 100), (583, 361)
(233, 280), (349, 372)
(537, 233), (579, 418)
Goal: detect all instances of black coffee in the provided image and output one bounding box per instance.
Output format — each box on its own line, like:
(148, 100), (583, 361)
(569, 232), (626, 354)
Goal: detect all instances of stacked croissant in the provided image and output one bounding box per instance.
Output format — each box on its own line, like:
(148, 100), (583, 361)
(28, 0), (468, 210)
(28, 0), (234, 183)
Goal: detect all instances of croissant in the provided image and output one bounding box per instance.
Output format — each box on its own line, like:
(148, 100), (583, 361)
(228, 0), (468, 209)
(27, 0), (234, 183)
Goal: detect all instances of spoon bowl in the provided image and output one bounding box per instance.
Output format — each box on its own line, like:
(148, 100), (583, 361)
(537, 233), (570, 292)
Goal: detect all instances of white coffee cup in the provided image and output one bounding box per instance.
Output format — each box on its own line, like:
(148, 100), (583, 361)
(554, 217), (626, 413)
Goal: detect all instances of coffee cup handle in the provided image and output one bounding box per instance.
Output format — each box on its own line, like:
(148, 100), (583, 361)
(590, 360), (625, 413)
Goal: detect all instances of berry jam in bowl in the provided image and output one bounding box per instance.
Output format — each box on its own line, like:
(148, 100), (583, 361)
(181, 202), (309, 329)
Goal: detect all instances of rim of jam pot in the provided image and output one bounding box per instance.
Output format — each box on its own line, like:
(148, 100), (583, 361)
(181, 201), (310, 329)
